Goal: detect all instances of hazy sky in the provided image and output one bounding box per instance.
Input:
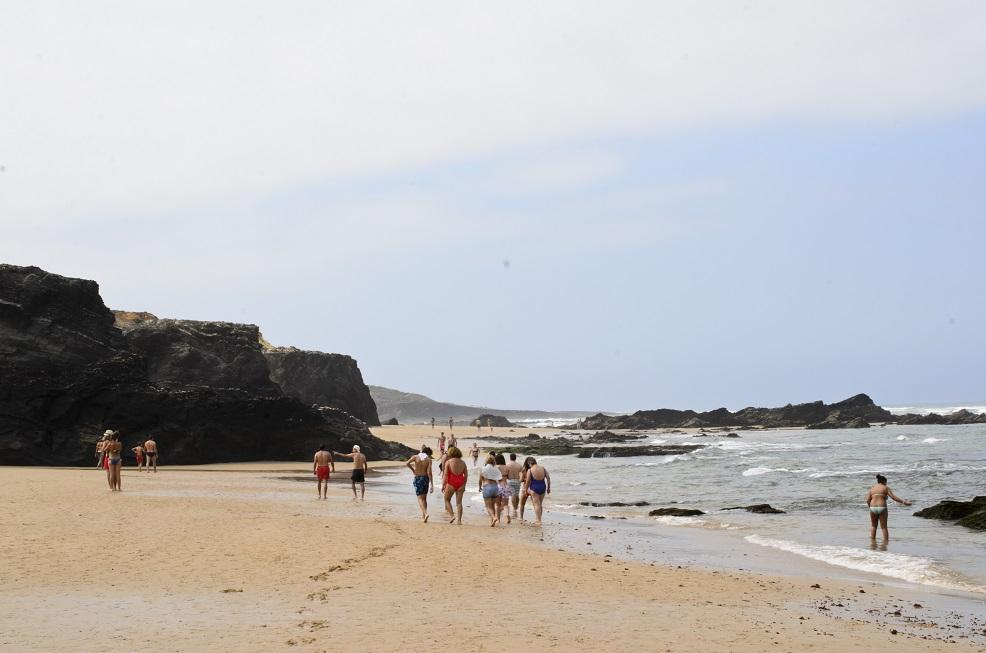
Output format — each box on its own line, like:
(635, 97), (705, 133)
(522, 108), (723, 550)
(3, 2), (985, 411)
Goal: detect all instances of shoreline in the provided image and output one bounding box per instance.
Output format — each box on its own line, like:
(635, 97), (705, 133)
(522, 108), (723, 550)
(2, 462), (985, 651)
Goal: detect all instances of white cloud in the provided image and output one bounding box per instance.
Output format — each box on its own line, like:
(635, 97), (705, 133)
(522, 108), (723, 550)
(1, 1), (984, 226)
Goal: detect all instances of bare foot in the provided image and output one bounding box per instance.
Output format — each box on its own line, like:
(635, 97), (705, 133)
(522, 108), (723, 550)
(423, 514), (429, 523)
(507, 514), (512, 524)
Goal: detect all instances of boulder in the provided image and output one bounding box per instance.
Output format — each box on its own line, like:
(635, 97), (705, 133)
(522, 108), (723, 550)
(913, 497), (986, 521)
(649, 508), (705, 517)
(470, 414), (515, 428)
(263, 346), (380, 426)
(382, 417), (399, 426)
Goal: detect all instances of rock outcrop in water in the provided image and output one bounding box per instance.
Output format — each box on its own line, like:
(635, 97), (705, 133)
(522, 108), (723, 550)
(649, 508), (705, 517)
(470, 414), (515, 428)
(0, 264), (411, 465)
(722, 504), (786, 514)
(570, 394), (895, 430)
(913, 497), (986, 531)
(894, 410), (986, 425)
(263, 346), (380, 426)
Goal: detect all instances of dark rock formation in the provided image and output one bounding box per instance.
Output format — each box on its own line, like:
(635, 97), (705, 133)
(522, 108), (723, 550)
(0, 264), (411, 465)
(470, 414), (515, 428)
(114, 312), (282, 395)
(895, 410), (986, 425)
(913, 496), (986, 530)
(570, 394), (896, 430)
(264, 346), (380, 426)
(806, 414), (871, 430)
(649, 508), (705, 517)
(580, 501), (650, 507)
(382, 417), (399, 426)
(722, 504), (786, 514)
(575, 445), (701, 458)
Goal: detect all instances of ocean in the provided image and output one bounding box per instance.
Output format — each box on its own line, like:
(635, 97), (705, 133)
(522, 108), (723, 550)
(455, 419), (986, 601)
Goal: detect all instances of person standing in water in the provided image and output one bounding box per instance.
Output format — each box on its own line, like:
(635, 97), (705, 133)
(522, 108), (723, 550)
(144, 436), (159, 472)
(523, 457), (550, 526)
(495, 453), (511, 524)
(105, 431), (123, 492)
(406, 447), (434, 522)
(334, 445), (368, 499)
(479, 454), (503, 527)
(867, 474), (911, 540)
(313, 445), (335, 500)
(448, 432), (458, 451)
(442, 446), (468, 524)
(469, 443), (480, 468)
(438, 432), (447, 456)
(505, 453), (523, 519)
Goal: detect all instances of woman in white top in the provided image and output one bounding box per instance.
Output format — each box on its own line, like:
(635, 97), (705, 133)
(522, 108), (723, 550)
(478, 454), (503, 527)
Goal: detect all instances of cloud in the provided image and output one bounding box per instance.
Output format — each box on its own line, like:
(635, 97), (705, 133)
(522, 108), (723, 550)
(1, 1), (985, 226)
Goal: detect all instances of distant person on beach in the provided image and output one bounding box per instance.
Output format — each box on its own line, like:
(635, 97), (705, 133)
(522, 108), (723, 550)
(523, 458), (550, 526)
(519, 457), (535, 520)
(334, 445), (368, 499)
(431, 417), (435, 429)
(442, 446), (468, 524)
(469, 443), (480, 467)
(867, 474), (911, 540)
(505, 453), (523, 518)
(95, 432), (109, 469)
(132, 443), (145, 471)
(313, 445), (335, 500)
(476, 419), (481, 433)
(487, 416), (493, 432)
(438, 432), (447, 455)
(495, 453), (511, 524)
(406, 447), (434, 522)
(144, 437), (159, 472)
(448, 417), (454, 432)
(479, 454), (503, 527)
(105, 431), (123, 491)
(449, 433), (457, 450)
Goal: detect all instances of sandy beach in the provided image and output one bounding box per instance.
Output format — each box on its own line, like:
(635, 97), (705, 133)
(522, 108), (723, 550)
(2, 427), (983, 652)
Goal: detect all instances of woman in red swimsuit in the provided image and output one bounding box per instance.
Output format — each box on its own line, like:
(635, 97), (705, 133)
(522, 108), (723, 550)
(442, 446), (469, 525)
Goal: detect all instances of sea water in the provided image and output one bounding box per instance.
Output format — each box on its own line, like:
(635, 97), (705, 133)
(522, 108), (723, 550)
(479, 422), (986, 598)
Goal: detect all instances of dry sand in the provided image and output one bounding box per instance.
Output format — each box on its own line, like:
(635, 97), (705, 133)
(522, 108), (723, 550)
(1, 429), (983, 652)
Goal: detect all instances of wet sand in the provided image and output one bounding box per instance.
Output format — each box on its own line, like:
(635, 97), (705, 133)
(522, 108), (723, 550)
(1, 457), (983, 652)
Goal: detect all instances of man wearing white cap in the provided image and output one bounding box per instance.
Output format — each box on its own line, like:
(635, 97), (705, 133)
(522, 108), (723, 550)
(334, 445), (369, 500)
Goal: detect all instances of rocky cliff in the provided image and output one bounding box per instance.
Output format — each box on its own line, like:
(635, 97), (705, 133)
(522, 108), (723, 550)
(0, 264), (411, 465)
(263, 347), (380, 426)
(573, 394), (896, 430)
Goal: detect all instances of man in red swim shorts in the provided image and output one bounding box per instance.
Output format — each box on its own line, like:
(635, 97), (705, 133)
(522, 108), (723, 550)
(313, 445), (335, 500)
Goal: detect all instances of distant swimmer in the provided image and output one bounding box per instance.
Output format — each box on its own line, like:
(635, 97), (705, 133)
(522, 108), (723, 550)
(313, 445), (335, 500)
(867, 474), (911, 541)
(334, 445), (368, 499)
(479, 454), (503, 527)
(523, 457), (551, 526)
(469, 443), (480, 468)
(442, 446), (468, 524)
(144, 437), (159, 473)
(105, 431), (123, 492)
(132, 443), (145, 472)
(406, 447), (434, 522)
(438, 432), (447, 456)
(505, 453), (523, 519)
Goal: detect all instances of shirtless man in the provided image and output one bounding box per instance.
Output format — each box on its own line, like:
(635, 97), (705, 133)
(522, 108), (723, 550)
(334, 445), (368, 499)
(313, 445), (335, 500)
(144, 437), (159, 472)
(132, 443), (145, 471)
(505, 453), (523, 518)
(438, 432), (447, 456)
(405, 446), (434, 522)
(448, 433), (458, 450)
(469, 443), (480, 467)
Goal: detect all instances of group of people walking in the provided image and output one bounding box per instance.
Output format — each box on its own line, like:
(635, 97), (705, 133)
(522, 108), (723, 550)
(408, 445), (551, 527)
(94, 430), (158, 491)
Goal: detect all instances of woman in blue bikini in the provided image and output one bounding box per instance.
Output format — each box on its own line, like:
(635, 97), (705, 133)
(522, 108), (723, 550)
(867, 474), (911, 541)
(523, 458), (550, 526)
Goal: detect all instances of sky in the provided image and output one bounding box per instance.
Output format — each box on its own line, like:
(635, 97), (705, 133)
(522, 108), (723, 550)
(2, 2), (985, 412)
